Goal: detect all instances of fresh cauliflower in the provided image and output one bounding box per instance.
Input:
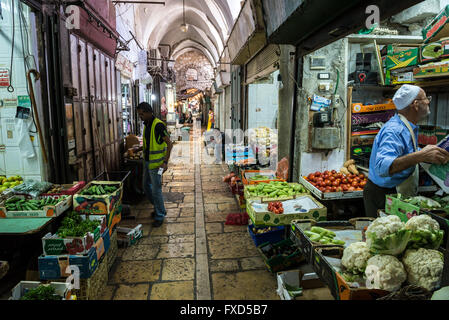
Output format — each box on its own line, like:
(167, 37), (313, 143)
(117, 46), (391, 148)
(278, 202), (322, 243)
(405, 215), (444, 249)
(402, 248), (444, 291)
(405, 214), (439, 232)
(341, 242), (373, 274)
(366, 215), (411, 255)
(364, 255), (407, 292)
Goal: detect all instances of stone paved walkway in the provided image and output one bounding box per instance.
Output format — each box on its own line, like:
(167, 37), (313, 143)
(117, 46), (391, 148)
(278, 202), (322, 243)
(99, 124), (333, 300)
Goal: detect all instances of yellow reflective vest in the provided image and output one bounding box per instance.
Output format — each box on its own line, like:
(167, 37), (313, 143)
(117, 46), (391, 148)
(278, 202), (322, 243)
(143, 118), (167, 170)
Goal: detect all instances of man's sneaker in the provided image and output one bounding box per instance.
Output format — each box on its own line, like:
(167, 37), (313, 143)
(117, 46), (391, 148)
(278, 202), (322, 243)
(152, 220), (163, 228)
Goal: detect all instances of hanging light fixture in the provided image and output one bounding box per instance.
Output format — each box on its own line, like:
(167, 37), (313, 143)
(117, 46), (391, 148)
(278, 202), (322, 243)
(180, 0), (188, 32)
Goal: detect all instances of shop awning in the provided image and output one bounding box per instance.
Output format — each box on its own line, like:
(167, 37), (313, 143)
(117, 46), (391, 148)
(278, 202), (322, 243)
(177, 89), (203, 101)
(264, 0), (424, 55)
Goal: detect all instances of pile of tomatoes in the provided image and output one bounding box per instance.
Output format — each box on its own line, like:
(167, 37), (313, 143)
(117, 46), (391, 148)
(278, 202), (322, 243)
(305, 170), (367, 193)
(268, 201), (284, 214)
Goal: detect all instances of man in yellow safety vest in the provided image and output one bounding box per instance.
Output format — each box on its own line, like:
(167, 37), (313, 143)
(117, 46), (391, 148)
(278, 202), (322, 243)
(136, 102), (173, 227)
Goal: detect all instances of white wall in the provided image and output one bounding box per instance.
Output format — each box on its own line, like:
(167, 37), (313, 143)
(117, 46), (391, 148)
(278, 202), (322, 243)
(0, 2), (45, 181)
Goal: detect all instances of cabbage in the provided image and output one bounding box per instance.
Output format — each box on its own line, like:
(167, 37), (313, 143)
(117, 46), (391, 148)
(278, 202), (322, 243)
(404, 196), (441, 209)
(367, 228), (411, 256)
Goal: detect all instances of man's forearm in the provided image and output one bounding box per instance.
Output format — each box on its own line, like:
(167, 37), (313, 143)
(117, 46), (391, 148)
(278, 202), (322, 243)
(389, 151), (422, 175)
(164, 142), (173, 163)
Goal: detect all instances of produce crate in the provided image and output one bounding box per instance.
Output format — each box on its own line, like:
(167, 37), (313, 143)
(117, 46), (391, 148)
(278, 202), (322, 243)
(10, 281), (72, 300)
(311, 246), (389, 300)
(248, 225), (285, 247)
(117, 225), (143, 247)
(0, 195), (72, 218)
(41, 182), (86, 197)
(244, 183), (309, 203)
(299, 176), (363, 200)
(246, 195), (327, 227)
(385, 194), (449, 249)
(73, 181), (123, 236)
(71, 255), (108, 300)
(290, 218), (374, 264)
(41, 215), (107, 256)
(106, 230), (118, 271)
(258, 239), (305, 273)
(38, 246), (99, 280)
(241, 170), (285, 185)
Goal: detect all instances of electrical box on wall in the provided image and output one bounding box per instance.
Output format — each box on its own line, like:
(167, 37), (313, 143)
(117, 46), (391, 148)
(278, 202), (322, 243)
(312, 127), (340, 150)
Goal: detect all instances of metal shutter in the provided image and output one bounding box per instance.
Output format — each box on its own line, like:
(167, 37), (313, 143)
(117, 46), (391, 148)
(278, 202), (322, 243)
(246, 44), (280, 84)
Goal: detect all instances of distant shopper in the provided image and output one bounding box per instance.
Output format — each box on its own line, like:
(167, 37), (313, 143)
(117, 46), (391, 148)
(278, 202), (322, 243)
(135, 102), (173, 227)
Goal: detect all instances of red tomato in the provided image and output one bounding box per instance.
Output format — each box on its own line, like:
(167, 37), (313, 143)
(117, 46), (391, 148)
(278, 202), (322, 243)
(329, 176), (335, 182)
(324, 170), (330, 175)
(315, 171), (321, 177)
(332, 180), (339, 187)
(324, 179), (331, 186)
(331, 186), (336, 192)
(356, 187), (363, 191)
(335, 179), (341, 185)
(358, 174), (365, 179)
(319, 187), (326, 192)
(336, 187), (343, 192)
(336, 173), (343, 179)
(360, 180), (367, 187)
(342, 185), (349, 192)
(342, 179), (348, 184)
(348, 187), (355, 192)
(352, 181), (359, 188)
(307, 174), (314, 181)
(316, 177), (324, 183)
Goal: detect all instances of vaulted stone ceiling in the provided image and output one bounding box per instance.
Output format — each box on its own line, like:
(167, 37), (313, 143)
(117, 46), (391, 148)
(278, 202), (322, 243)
(133, 0), (242, 67)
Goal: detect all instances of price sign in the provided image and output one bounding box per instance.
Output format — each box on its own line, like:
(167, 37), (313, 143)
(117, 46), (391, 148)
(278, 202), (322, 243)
(0, 68), (10, 87)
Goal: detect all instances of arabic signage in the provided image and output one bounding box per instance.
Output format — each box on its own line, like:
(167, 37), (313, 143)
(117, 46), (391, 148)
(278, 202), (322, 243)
(0, 67), (10, 87)
(116, 54), (134, 78)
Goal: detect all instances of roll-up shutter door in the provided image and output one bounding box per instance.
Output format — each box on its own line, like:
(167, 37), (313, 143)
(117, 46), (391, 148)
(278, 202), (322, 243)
(246, 44), (280, 84)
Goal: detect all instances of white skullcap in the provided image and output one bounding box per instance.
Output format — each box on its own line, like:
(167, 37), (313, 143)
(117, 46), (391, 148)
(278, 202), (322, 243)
(392, 84), (421, 110)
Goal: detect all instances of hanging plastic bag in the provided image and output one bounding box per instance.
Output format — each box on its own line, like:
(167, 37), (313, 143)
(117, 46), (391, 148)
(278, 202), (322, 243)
(15, 108), (36, 159)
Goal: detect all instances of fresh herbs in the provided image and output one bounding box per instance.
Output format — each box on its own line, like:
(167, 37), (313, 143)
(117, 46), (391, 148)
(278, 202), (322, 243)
(20, 285), (63, 300)
(57, 211), (101, 238)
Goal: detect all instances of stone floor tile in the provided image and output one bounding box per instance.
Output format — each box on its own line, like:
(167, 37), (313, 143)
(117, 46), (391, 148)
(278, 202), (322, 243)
(121, 244), (159, 261)
(203, 204), (218, 212)
(114, 284), (149, 300)
(150, 281), (194, 300)
(209, 259), (239, 272)
(218, 203), (241, 211)
(205, 212), (229, 223)
(205, 223), (223, 234)
(168, 234), (195, 243)
(223, 225), (247, 233)
(150, 222), (195, 236)
(164, 203), (179, 209)
(111, 260), (162, 283)
(180, 208), (195, 217)
(140, 236), (169, 245)
(157, 242), (195, 258)
(208, 233), (259, 259)
(161, 258), (195, 281)
(211, 271), (279, 300)
(179, 202), (195, 209)
(176, 217), (195, 223)
(166, 208), (181, 217)
(239, 257), (266, 271)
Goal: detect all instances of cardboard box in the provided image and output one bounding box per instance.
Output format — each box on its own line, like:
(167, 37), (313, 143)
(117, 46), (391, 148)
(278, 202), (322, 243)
(386, 47), (419, 70)
(390, 71), (416, 84)
(423, 5), (449, 43)
(241, 170), (284, 185)
(10, 281), (72, 300)
(38, 246), (99, 280)
(246, 195), (327, 227)
(42, 215), (107, 256)
(0, 195), (72, 218)
(311, 246), (389, 300)
(290, 218), (373, 264)
(413, 61), (449, 79)
(73, 181), (123, 233)
(117, 225), (143, 247)
(420, 40), (449, 63)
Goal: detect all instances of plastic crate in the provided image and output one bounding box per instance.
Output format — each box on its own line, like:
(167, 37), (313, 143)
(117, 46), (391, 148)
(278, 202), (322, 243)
(353, 154), (371, 169)
(248, 225), (285, 247)
(257, 239), (304, 273)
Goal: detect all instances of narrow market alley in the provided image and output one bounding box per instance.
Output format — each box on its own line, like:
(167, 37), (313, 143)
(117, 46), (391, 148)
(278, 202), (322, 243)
(99, 123), (332, 300)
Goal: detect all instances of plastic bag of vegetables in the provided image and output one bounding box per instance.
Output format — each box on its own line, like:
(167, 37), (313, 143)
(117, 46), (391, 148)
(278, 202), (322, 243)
(403, 195), (441, 210)
(405, 215), (444, 250)
(366, 215), (411, 256)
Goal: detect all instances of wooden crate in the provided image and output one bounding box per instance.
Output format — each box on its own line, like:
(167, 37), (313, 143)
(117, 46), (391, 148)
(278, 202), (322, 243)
(107, 230), (118, 271)
(72, 255), (108, 300)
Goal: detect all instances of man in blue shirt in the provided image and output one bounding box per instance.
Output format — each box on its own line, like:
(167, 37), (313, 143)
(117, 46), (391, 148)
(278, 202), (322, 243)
(363, 85), (449, 218)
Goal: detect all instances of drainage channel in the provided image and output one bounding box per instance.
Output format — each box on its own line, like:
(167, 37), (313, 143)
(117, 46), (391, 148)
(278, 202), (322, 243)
(193, 123), (211, 300)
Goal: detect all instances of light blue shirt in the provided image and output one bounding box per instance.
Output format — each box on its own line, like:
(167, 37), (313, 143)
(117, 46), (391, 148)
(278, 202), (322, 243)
(368, 114), (419, 188)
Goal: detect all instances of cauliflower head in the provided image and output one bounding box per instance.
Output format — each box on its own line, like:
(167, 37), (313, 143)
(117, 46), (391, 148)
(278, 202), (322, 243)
(364, 255), (407, 292)
(341, 242), (373, 274)
(402, 248), (444, 291)
(405, 215), (444, 249)
(366, 215), (411, 255)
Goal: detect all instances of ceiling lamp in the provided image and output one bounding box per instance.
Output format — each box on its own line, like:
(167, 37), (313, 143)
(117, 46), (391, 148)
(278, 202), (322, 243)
(180, 0), (188, 32)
